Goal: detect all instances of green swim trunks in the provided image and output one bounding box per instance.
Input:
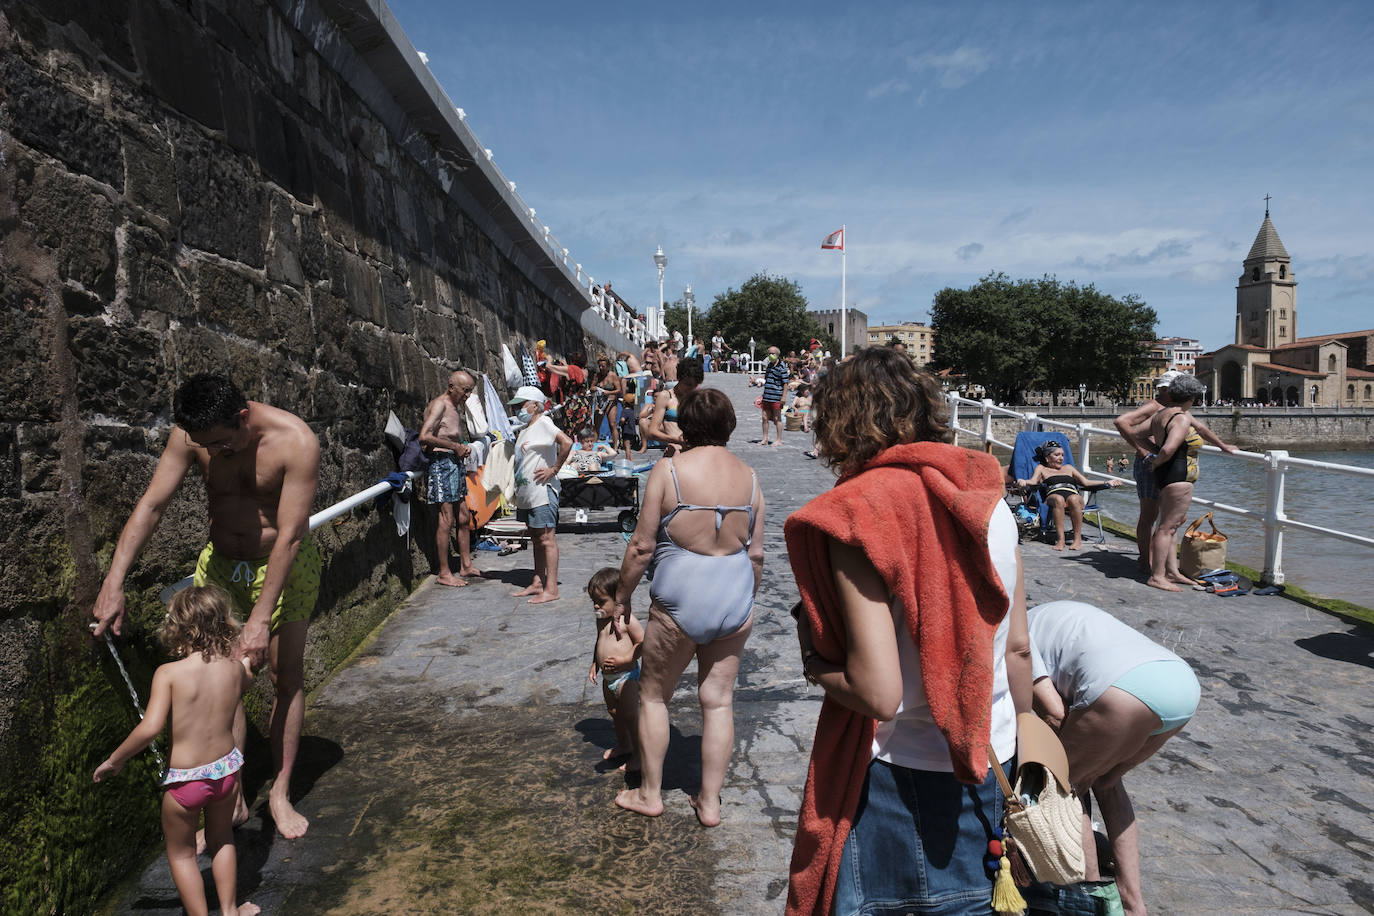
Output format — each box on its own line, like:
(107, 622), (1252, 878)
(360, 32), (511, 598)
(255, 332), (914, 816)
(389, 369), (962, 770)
(193, 535), (321, 632)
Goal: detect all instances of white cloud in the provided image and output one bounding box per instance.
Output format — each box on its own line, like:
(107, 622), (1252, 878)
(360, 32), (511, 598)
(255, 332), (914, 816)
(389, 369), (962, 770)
(866, 78), (911, 100)
(907, 46), (991, 89)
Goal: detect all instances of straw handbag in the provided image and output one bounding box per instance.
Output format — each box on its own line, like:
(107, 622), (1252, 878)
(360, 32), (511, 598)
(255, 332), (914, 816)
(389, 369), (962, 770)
(988, 714), (1087, 887)
(1179, 511), (1228, 578)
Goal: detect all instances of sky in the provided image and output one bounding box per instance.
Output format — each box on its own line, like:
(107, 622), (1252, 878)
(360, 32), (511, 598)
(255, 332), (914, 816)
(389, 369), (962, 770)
(384, 0), (1374, 351)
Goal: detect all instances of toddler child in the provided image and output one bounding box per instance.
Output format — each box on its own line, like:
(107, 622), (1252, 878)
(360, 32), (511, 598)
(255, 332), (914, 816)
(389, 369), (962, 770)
(94, 586), (258, 916)
(570, 426), (616, 474)
(585, 567), (645, 770)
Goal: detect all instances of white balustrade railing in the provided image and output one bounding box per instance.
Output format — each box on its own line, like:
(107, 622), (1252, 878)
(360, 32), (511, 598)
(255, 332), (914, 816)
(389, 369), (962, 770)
(946, 394), (1374, 585)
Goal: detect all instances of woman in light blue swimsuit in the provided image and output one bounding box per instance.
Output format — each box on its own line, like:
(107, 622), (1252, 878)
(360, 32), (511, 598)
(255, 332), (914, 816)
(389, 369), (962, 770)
(645, 356), (703, 454)
(611, 387), (764, 827)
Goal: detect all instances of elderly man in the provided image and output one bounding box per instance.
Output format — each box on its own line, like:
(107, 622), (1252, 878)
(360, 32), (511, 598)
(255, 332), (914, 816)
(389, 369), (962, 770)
(92, 373), (320, 840)
(421, 370), (482, 587)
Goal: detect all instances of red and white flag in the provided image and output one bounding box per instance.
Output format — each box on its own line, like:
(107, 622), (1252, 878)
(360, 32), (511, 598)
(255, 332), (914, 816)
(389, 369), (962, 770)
(821, 227), (844, 250)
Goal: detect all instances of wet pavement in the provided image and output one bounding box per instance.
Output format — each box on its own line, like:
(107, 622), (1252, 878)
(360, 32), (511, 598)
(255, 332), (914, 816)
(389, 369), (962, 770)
(110, 372), (1374, 915)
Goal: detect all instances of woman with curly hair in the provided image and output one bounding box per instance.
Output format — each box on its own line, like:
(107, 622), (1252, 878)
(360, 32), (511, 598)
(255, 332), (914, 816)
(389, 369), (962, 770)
(784, 347), (1033, 916)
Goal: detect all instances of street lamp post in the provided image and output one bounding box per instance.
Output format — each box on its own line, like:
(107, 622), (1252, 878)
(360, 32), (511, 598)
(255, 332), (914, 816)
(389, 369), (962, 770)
(684, 284), (694, 347)
(1079, 382), (1087, 412)
(653, 246), (667, 340)
(748, 336), (756, 368)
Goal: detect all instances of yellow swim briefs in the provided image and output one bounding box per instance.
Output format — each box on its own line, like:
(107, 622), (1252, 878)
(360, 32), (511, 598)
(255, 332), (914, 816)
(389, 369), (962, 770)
(193, 535), (321, 632)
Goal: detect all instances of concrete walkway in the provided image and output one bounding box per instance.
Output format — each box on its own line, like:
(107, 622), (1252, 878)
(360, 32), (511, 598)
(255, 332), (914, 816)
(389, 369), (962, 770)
(112, 372), (1374, 915)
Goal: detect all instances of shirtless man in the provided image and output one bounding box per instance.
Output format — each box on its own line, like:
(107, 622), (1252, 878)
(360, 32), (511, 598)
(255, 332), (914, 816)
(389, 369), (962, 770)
(421, 370), (481, 587)
(1114, 372), (1237, 574)
(92, 373), (319, 840)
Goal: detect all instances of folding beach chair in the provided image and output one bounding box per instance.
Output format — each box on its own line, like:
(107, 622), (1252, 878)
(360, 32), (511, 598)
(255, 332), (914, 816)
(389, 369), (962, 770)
(1009, 431), (1106, 544)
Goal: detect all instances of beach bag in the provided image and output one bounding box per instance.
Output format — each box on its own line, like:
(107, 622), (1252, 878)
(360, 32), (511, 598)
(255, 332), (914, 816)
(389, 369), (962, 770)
(989, 714), (1086, 887)
(1179, 512), (1228, 578)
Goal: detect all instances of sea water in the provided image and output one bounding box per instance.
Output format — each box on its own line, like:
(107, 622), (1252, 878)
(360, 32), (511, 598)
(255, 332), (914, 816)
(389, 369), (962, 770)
(1088, 448), (1374, 608)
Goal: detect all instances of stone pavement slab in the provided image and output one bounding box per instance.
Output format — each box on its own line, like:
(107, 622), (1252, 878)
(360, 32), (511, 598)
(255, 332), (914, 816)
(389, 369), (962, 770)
(110, 371), (1374, 915)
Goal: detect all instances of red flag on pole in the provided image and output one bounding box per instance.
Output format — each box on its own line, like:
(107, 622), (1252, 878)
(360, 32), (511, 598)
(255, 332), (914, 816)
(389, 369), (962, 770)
(821, 228), (844, 250)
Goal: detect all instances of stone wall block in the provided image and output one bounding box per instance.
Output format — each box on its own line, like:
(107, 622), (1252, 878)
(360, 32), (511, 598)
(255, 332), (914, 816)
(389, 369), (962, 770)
(340, 252), (383, 324)
(345, 324), (394, 390)
(309, 290), (353, 371)
(129, 0), (225, 131)
(0, 289), (60, 424)
(38, 0), (137, 72)
(266, 286), (314, 361)
(1, 54), (124, 190)
(171, 123), (265, 267)
(14, 156), (119, 300)
(379, 265), (413, 334)
(218, 57), (259, 157)
(265, 194), (306, 289)
(120, 126), (179, 224)
(297, 212), (329, 282)
(124, 225), (193, 319)
(310, 132), (353, 233)
(0, 496), (72, 616)
(254, 97), (314, 203)
(220, 338), (270, 402)
(16, 423), (59, 494)
(193, 260), (270, 341)
(68, 317), (167, 424)
(0, 425), (18, 500)
(415, 308), (458, 362)
(166, 324), (232, 379)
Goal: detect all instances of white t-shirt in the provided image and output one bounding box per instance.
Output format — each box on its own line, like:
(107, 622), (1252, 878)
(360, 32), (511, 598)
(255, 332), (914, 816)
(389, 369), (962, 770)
(1028, 601), (1184, 711)
(514, 415), (561, 508)
(871, 500), (1020, 772)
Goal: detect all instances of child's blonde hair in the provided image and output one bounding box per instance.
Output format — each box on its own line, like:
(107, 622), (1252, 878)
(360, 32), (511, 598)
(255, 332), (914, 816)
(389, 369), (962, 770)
(160, 586), (241, 661)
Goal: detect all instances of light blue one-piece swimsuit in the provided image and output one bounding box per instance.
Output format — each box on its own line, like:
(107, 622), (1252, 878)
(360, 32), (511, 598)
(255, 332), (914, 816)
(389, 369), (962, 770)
(649, 460), (757, 644)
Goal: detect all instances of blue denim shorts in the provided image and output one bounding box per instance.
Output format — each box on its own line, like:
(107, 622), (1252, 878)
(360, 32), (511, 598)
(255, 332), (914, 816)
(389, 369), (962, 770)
(516, 486), (559, 529)
(833, 758), (1011, 916)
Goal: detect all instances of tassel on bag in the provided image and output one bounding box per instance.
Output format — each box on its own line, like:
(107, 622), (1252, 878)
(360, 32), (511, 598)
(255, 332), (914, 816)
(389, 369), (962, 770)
(992, 852), (1027, 914)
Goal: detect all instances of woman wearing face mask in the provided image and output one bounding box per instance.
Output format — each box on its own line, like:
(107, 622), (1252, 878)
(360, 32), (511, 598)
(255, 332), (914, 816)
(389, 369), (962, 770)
(508, 387), (573, 604)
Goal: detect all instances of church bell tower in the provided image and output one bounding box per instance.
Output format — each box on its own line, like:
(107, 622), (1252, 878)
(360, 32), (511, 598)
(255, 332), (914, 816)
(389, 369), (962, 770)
(1235, 202), (1296, 348)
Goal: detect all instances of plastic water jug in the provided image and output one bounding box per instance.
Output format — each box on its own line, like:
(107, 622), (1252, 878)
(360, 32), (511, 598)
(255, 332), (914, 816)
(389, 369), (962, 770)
(613, 458), (632, 477)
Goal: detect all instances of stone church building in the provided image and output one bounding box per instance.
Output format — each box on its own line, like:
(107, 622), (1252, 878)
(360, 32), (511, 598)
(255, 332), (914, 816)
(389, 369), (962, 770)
(1195, 213), (1374, 407)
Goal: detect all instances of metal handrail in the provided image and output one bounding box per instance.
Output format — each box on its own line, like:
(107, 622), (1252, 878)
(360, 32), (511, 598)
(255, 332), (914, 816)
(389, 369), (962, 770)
(946, 394), (1373, 584)
(159, 472), (418, 601)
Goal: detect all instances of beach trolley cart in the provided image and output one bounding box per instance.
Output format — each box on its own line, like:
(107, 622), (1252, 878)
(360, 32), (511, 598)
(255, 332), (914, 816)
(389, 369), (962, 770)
(560, 461), (655, 537)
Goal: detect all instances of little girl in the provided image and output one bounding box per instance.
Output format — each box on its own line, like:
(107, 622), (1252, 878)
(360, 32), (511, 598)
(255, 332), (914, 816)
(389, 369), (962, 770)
(94, 586), (258, 916)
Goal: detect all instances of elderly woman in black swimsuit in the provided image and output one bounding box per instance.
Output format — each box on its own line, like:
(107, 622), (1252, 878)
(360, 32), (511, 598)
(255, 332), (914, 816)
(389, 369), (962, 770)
(1016, 443), (1122, 551)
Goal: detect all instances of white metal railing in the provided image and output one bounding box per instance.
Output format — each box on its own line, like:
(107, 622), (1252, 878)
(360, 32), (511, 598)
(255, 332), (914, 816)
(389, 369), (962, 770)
(947, 394), (1374, 585)
(159, 473), (418, 601)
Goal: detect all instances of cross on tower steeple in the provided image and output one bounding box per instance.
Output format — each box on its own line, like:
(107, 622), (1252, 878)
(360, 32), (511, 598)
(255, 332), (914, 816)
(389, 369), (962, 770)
(1264, 194), (1271, 218)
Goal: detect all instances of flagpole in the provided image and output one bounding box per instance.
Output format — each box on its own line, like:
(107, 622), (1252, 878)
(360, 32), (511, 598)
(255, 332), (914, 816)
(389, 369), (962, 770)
(840, 225), (847, 357)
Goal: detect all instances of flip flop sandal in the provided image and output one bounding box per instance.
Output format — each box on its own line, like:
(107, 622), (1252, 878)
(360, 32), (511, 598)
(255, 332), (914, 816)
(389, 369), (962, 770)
(1211, 582), (1241, 596)
(1252, 584), (1286, 596)
(1216, 587), (1249, 597)
(1197, 569), (1236, 583)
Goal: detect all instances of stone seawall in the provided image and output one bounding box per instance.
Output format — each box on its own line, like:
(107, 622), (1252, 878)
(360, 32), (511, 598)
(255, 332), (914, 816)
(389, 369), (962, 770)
(960, 409), (1374, 451)
(0, 0), (629, 909)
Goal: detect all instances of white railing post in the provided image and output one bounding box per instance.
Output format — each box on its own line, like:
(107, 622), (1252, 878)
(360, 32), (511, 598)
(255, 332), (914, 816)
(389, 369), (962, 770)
(981, 399), (995, 452)
(949, 394), (961, 447)
(1076, 424), (1092, 471)
(1263, 450), (1288, 585)
(1024, 412), (1040, 432)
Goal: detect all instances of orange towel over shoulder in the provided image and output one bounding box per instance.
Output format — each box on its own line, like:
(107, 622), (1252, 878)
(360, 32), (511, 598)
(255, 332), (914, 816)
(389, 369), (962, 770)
(783, 442), (1009, 916)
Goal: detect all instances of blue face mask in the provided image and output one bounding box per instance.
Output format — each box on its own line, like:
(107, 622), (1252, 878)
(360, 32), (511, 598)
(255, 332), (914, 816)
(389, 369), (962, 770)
(508, 408), (531, 431)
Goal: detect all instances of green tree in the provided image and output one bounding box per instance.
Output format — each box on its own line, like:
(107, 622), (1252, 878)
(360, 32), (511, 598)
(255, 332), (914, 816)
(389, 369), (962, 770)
(701, 273), (832, 356)
(931, 273), (1156, 404)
